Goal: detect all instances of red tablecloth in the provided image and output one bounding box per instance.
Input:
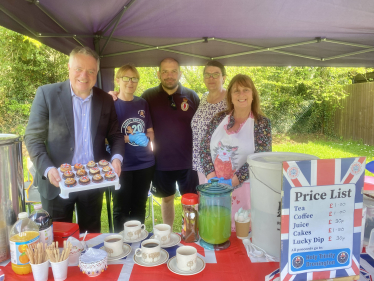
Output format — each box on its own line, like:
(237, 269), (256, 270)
(1, 233), (279, 281)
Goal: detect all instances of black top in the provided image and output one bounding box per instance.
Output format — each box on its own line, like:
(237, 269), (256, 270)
(141, 83), (200, 171)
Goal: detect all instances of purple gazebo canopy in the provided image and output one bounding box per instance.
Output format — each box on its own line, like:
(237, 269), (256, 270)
(1, 0), (374, 90)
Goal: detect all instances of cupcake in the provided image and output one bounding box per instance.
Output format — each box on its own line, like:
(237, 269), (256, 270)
(76, 168), (87, 177)
(64, 178), (77, 187)
(98, 160), (109, 167)
(74, 163), (83, 171)
(86, 161), (97, 168)
(60, 163), (72, 172)
(89, 167), (100, 176)
(79, 176), (91, 185)
(92, 174), (103, 183)
(62, 170), (75, 179)
(102, 166), (112, 174)
(104, 171), (116, 181)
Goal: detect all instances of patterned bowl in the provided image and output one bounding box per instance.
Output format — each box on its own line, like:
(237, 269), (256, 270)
(78, 249), (108, 277)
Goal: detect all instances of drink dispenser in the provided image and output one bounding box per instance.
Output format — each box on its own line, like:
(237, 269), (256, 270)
(0, 134), (25, 262)
(197, 179), (233, 250)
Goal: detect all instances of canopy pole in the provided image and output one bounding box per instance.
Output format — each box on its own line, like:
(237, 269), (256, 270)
(94, 37), (103, 89)
(100, 0), (137, 54)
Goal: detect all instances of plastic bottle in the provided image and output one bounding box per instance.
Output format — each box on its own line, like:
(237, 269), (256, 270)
(29, 204), (53, 246)
(9, 212), (39, 275)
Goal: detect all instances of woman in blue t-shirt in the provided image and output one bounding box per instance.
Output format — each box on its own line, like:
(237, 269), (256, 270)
(111, 64), (155, 232)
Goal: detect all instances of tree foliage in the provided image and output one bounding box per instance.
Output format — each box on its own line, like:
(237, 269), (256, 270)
(1, 26), (373, 137)
(0, 27), (68, 135)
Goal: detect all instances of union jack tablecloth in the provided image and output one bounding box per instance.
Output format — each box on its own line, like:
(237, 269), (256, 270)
(0, 233), (279, 281)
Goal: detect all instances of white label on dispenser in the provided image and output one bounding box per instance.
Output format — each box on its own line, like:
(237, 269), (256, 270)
(39, 225), (53, 245)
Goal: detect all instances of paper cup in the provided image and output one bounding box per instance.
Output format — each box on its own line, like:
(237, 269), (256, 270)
(31, 260), (49, 281)
(50, 257), (69, 281)
(235, 220), (251, 239)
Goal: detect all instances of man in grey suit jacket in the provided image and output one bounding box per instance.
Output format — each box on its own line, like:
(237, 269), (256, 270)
(25, 47), (124, 233)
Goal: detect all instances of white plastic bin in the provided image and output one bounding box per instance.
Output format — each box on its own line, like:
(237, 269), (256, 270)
(248, 152), (319, 258)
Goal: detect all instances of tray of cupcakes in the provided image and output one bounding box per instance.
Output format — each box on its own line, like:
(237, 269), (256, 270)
(58, 160), (120, 199)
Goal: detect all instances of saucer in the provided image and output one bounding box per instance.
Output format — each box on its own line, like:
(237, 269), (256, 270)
(133, 249), (169, 267)
(119, 229), (149, 243)
(150, 232), (181, 248)
(167, 256), (205, 276)
(99, 243), (131, 261)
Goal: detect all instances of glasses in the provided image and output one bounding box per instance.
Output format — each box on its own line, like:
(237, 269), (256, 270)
(120, 76), (139, 83)
(168, 95), (177, 110)
(203, 72), (221, 79)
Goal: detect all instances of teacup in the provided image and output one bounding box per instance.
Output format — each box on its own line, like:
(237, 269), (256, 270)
(153, 224), (171, 245)
(124, 220), (145, 241)
(104, 234), (123, 257)
(176, 246), (197, 271)
(135, 239), (161, 263)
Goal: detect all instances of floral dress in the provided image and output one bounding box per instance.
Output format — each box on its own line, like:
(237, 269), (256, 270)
(191, 92), (227, 174)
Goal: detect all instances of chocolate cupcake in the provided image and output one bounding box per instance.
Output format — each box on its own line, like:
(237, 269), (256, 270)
(102, 166), (112, 174)
(64, 178), (77, 187)
(62, 170), (75, 179)
(76, 168), (87, 177)
(104, 171), (116, 181)
(60, 163), (72, 172)
(79, 176), (91, 185)
(86, 161), (97, 168)
(92, 174), (103, 183)
(74, 163), (83, 171)
(98, 160), (109, 167)
(89, 167), (100, 176)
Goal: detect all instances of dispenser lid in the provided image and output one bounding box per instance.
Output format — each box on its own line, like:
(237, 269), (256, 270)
(196, 179), (233, 196)
(0, 134), (20, 145)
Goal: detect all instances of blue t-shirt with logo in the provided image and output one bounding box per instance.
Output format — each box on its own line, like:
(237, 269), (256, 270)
(114, 96), (155, 171)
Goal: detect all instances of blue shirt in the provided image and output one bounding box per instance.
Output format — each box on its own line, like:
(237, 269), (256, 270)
(114, 96), (155, 171)
(44, 86), (123, 177)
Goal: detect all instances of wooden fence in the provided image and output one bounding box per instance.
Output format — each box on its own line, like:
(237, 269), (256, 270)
(333, 82), (374, 145)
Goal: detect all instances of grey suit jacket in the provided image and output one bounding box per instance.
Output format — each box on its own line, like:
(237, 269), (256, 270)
(25, 80), (124, 200)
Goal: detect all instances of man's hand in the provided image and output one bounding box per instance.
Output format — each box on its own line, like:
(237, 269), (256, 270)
(48, 168), (61, 187)
(108, 91), (119, 101)
(111, 158), (122, 176)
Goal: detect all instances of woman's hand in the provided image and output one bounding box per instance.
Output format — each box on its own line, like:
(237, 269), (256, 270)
(206, 172), (217, 180)
(231, 175), (239, 187)
(108, 91), (119, 101)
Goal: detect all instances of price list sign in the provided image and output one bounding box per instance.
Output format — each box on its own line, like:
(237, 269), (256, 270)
(280, 158), (366, 281)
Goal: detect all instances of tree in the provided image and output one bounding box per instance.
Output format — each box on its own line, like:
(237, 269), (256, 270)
(0, 26), (68, 135)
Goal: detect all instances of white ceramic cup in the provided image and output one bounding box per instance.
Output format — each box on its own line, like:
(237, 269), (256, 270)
(104, 234), (124, 257)
(153, 224), (171, 245)
(50, 257), (69, 281)
(176, 246), (197, 271)
(124, 220), (145, 240)
(31, 260), (49, 281)
(135, 239), (161, 263)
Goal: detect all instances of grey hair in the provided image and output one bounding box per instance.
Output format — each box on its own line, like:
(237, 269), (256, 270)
(69, 46), (100, 70)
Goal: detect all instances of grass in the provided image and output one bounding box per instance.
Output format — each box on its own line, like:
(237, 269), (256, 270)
(24, 133), (374, 234)
(98, 193), (182, 234)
